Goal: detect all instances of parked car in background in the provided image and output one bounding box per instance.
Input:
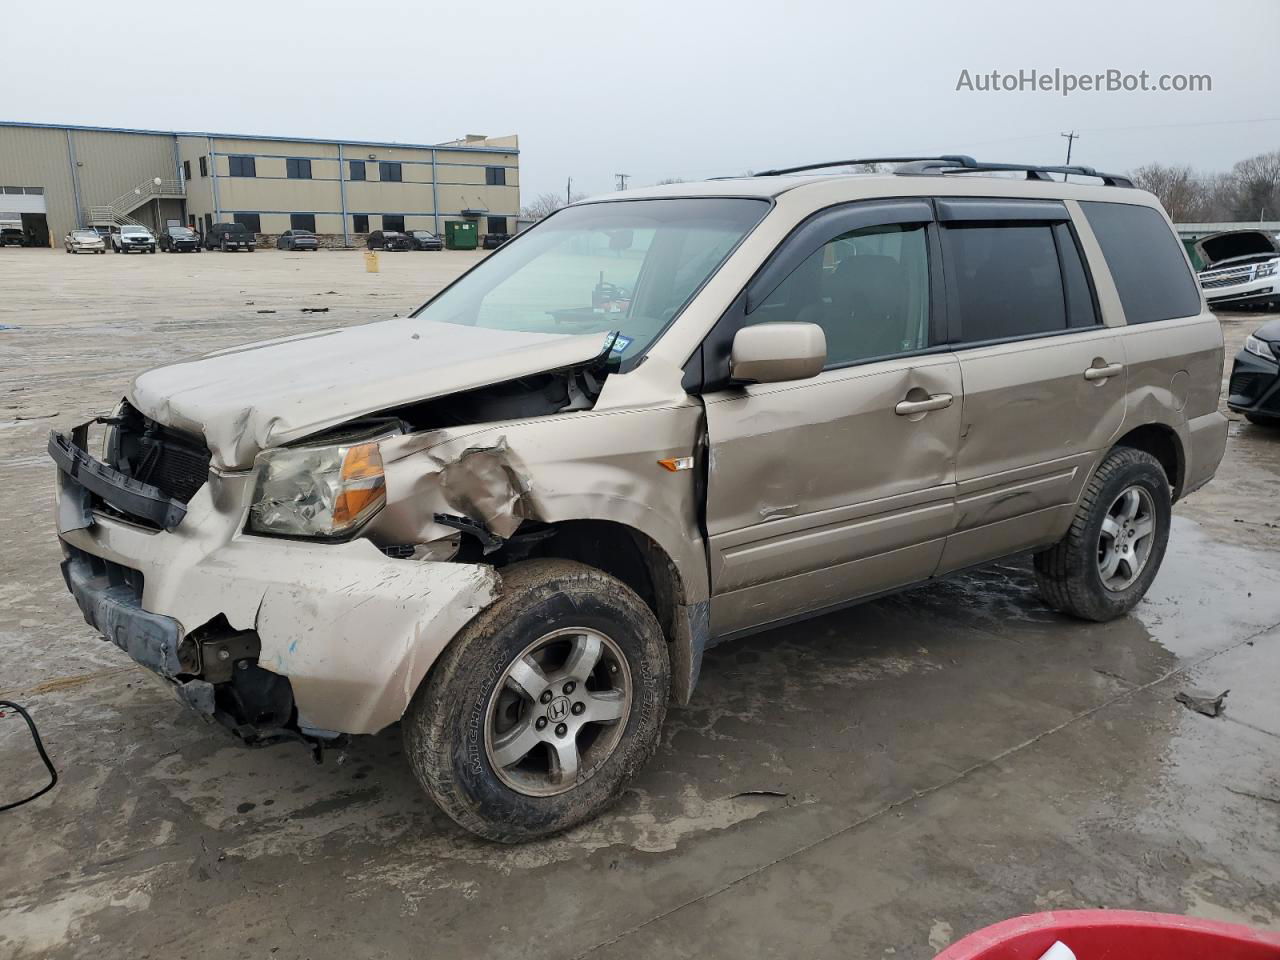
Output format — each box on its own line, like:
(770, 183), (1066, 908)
(48, 155), (1228, 842)
(407, 230), (443, 251)
(1185, 230), (1280, 310)
(112, 225), (157, 254)
(481, 232), (510, 250)
(205, 222), (256, 252)
(366, 229), (412, 251)
(64, 229), (106, 254)
(2, 227), (27, 246)
(1228, 318), (1280, 426)
(159, 226), (200, 253)
(277, 229), (320, 252)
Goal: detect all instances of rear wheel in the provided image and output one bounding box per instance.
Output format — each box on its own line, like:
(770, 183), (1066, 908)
(1034, 447), (1171, 621)
(403, 559), (669, 842)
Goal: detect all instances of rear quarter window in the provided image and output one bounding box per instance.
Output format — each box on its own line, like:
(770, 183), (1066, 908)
(1080, 201), (1201, 324)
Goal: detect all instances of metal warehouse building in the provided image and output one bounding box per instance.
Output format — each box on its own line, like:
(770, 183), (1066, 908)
(0, 120), (519, 247)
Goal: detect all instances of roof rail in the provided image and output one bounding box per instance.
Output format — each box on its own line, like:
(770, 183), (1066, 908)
(754, 155), (1133, 188)
(755, 155), (977, 177)
(894, 158), (1133, 187)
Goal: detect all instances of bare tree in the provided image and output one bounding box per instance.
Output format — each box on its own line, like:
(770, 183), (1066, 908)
(520, 190), (587, 221)
(655, 177), (686, 185)
(1130, 163), (1205, 222)
(1228, 150), (1280, 221)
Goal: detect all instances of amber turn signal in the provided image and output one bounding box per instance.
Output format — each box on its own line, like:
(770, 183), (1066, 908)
(657, 456), (694, 472)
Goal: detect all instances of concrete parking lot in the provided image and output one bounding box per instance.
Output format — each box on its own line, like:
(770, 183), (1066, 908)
(1, 247), (1278, 959)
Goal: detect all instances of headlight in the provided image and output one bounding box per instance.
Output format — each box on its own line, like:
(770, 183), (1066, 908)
(249, 439), (389, 537)
(1256, 260), (1278, 278)
(1245, 334), (1278, 362)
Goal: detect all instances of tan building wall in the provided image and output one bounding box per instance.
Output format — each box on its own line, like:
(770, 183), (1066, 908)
(0, 124), (177, 240)
(2, 123), (519, 244)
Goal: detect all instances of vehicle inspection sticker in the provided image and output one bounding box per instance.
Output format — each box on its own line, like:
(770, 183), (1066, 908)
(608, 333), (633, 354)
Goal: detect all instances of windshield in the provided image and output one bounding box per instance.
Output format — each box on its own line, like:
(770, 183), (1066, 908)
(169, 227), (193, 237)
(413, 198), (768, 360)
(72, 230), (98, 238)
(122, 226), (149, 234)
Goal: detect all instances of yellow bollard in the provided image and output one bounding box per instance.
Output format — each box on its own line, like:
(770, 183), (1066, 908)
(364, 250), (379, 273)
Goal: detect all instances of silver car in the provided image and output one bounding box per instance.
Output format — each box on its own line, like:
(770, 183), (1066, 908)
(64, 229), (106, 254)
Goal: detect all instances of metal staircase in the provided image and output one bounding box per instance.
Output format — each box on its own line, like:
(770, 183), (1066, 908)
(86, 176), (185, 228)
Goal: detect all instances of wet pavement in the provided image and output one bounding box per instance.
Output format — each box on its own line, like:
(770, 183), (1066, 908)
(1, 248), (1277, 959)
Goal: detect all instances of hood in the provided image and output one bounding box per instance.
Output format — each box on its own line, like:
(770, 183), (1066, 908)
(1252, 317), (1280, 344)
(128, 318), (611, 469)
(1191, 230), (1279, 270)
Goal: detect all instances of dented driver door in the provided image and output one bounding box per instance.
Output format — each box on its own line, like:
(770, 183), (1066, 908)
(701, 203), (961, 638)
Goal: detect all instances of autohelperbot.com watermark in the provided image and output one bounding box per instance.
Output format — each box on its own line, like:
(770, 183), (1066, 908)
(955, 68), (1212, 96)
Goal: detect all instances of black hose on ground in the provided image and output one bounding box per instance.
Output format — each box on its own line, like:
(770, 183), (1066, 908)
(0, 700), (58, 812)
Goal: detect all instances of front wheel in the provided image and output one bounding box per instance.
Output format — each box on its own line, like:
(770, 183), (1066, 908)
(1245, 413), (1279, 428)
(403, 559), (669, 842)
(1034, 447), (1172, 622)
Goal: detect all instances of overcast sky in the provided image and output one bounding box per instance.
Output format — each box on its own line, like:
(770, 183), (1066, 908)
(4, 0), (1278, 201)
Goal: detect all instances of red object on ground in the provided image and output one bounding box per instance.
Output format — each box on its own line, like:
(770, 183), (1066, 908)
(935, 910), (1280, 960)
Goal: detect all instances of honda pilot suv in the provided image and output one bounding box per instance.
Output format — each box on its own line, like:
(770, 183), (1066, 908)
(50, 155), (1227, 841)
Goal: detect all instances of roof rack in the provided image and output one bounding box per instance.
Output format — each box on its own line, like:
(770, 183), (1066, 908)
(754, 155), (1133, 188)
(895, 157), (1133, 187)
(755, 155), (977, 177)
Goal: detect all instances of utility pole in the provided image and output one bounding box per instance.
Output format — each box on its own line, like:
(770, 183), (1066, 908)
(566, 176), (572, 206)
(1060, 130), (1079, 183)
(615, 173), (630, 191)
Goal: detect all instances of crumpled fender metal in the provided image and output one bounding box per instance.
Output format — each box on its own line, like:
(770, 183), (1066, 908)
(374, 402), (711, 604)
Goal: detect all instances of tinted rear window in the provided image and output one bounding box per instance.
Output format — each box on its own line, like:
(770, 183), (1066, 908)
(944, 224), (1066, 342)
(1080, 201), (1200, 324)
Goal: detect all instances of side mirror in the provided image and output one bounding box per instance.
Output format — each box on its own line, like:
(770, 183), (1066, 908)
(729, 322), (827, 384)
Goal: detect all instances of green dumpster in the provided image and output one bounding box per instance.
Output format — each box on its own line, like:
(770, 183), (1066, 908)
(445, 221), (478, 250)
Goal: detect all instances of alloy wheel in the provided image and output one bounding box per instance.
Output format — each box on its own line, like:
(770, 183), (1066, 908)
(1097, 485), (1156, 591)
(484, 628), (632, 797)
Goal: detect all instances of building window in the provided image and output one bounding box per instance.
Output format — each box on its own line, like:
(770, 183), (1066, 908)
(290, 213), (316, 232)
(349, 160), (365, 181)
(379, 162), (402, 182)
(199, 156), (208, 177)
(487, 216), (507, 234)
(353, 214), (369, 233)
(233, 213), (261, 234)
(228, 155), (256, 178)
(485, 166), (506, 186)
(286, 158), (312, 179)
(383, 214), (405, 232)
(182, 160), (191, 181)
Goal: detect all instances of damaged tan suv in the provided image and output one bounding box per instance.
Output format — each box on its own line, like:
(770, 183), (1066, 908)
(51, 155), (1227, 841)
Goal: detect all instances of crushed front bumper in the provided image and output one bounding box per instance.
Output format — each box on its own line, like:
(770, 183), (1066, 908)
(51, 424), (499, 736)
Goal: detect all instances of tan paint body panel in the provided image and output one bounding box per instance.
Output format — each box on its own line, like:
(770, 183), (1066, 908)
(936, 326), (1127, 573)
(127, 322), (610, 469)
(705, 355), (961, 634)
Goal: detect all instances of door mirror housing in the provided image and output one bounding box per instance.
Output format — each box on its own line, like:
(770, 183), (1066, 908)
(729, 323), (827, 384)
